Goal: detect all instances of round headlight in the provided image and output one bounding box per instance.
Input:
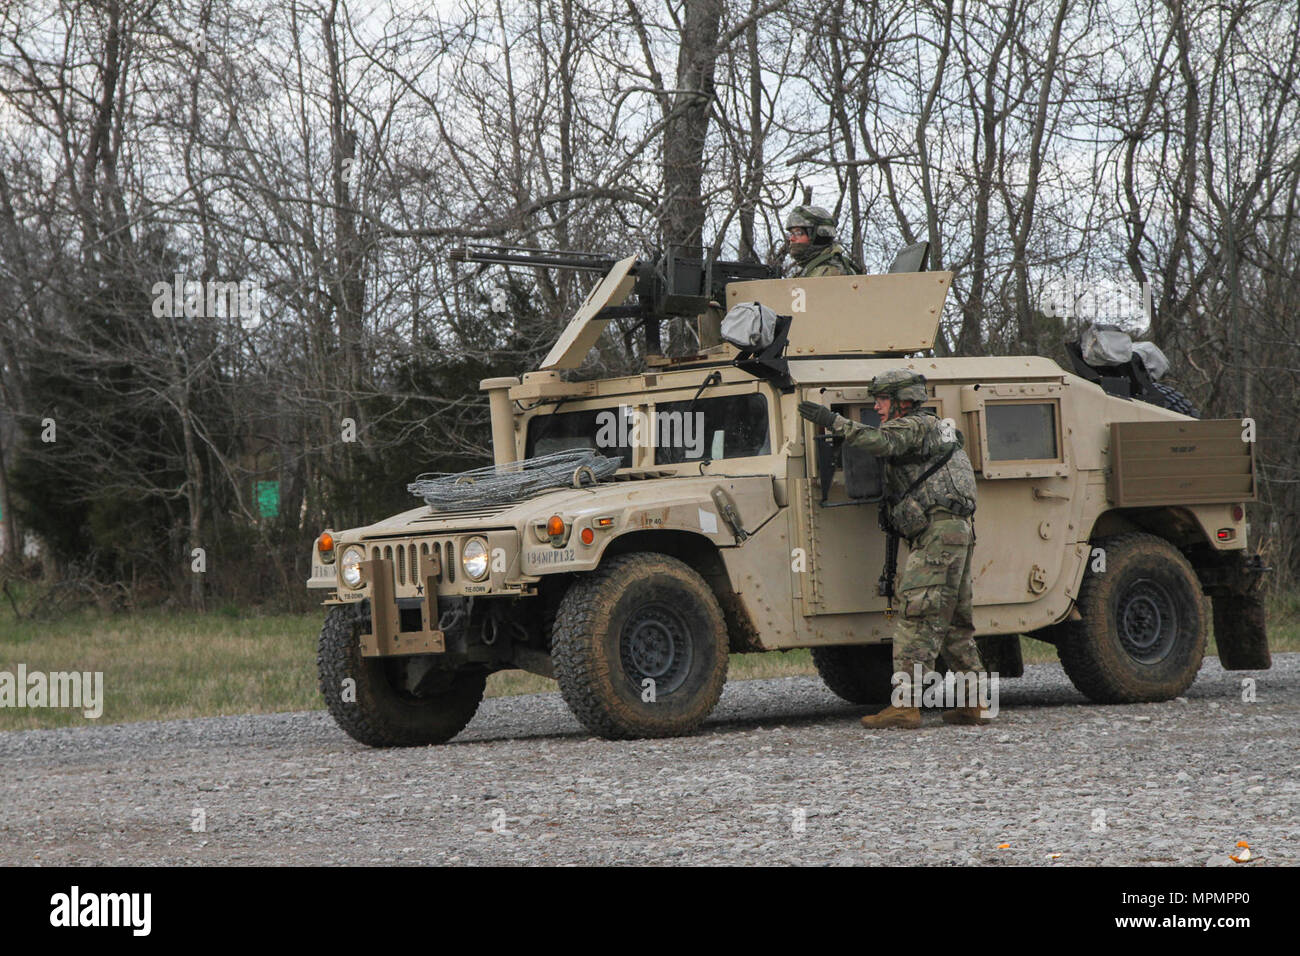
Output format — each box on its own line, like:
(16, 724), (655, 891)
(340, 546), (366, 589)
(462, 537), (490, 581)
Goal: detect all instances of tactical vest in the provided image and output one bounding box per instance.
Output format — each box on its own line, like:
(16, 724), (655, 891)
(798, 243), (860, 277)
(883, 410), (977, 538)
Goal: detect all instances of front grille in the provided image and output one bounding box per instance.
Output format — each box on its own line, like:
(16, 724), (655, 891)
(368, 538), (461, 591)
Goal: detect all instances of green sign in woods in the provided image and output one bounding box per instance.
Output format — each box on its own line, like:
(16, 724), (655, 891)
(256, 480), (280, 519)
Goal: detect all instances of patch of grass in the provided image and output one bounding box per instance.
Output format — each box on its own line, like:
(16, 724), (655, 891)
(1018, 634), (1060, 665)
(0, 608), (322, 731)
(1263, 591), (1300, 651)
(1, 591), (1294, 730)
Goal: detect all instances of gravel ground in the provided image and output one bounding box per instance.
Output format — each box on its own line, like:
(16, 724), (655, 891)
(1, 656), (1296, 866)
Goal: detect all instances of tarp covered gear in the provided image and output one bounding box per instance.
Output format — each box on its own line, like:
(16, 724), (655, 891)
(721, 300), (778, 350)
(1081, 323), (1134, 366)
(1131, 341), (1169, 381)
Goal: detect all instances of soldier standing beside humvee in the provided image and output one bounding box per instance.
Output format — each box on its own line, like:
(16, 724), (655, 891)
(799, 370), (989, 728)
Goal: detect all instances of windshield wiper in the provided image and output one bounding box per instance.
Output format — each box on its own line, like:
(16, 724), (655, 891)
(685, 371), (722, 417)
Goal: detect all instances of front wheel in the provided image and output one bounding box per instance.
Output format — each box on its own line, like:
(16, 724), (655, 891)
(1058, 533), (1207, 702)
(551, 553), (729, 739)
(317, 605), (486, 746)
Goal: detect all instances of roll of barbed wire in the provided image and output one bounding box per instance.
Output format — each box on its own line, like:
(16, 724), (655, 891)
(407, 449), (623, 511)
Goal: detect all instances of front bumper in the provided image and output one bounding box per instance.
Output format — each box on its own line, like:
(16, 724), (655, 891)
(355, 557), (447, 657)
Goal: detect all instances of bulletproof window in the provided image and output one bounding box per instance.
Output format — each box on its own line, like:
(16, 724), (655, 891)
(826, 404), (883, 501)
(525, 407), (635, 468)
(985, 402), (1059, 461)
(654, 394), (770, 464)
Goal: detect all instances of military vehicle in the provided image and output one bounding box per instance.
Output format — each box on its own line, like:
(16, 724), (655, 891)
(308, 248), (1269, 745)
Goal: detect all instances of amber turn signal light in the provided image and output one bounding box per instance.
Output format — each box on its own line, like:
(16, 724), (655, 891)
(547, 514), (569, 548)
(317, 531), (334, 552)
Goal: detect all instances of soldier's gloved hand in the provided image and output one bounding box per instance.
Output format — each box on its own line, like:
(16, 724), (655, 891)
(798, 401), (837, 429)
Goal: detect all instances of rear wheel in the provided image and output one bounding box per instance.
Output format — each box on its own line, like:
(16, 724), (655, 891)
(811, 645), (894, 705)
(551, 553), (728, 739)
(317, 605), (485, 746)
(1058, 533), (1206, 702)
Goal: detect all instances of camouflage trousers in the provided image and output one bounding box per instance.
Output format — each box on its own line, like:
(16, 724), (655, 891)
(892, 514), (983, 703)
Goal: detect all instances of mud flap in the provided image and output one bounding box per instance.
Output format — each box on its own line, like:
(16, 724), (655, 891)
(1213, 593), (1270, 670)
(975, 634), (1025, 678)
(1197, 551), (1270, 671)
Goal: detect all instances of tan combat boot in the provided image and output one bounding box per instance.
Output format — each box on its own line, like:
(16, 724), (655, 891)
(860, 705), (922, 729)
(942, 704), (991, 726)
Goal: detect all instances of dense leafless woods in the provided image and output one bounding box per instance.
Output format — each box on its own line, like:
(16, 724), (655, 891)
(0, 0), (1296, 608)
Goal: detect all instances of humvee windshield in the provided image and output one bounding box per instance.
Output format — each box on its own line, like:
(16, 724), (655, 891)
(526, 407), (636, 467)
(524, 394), (770, 467)
(653, 394), (770, 464)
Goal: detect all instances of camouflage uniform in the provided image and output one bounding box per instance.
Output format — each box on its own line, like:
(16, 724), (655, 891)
(785, 205), (861, 278)
(795, 243), (859, 278)
(830, 400), (982, 704)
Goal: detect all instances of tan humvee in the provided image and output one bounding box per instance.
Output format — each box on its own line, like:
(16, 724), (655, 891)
(309, 261), (1269, 745)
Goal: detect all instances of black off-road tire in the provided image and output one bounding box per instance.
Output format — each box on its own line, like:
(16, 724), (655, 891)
(551, 553), (728, 740)
(811, 644), (894, 705)
(1143, 382), (1201, 418)
(317, 605), (485, 747)
(1057, 533), (1207, 703)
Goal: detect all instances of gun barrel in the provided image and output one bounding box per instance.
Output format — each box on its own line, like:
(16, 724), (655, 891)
(450, 244), (623, 274)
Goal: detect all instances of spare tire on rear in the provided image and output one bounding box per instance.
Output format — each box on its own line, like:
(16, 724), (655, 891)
(1141, 382), (1200, 418)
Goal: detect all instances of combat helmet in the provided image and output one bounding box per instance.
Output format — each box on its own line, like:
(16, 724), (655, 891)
(785, 205), (837, 242)
(868, 369), (928, 403)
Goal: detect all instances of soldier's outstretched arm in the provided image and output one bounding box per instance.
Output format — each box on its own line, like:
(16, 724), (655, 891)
(830, 415), (922, 457)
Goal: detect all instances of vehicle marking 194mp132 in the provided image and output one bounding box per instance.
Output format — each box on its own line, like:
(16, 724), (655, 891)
(525, 548), (576, 568)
